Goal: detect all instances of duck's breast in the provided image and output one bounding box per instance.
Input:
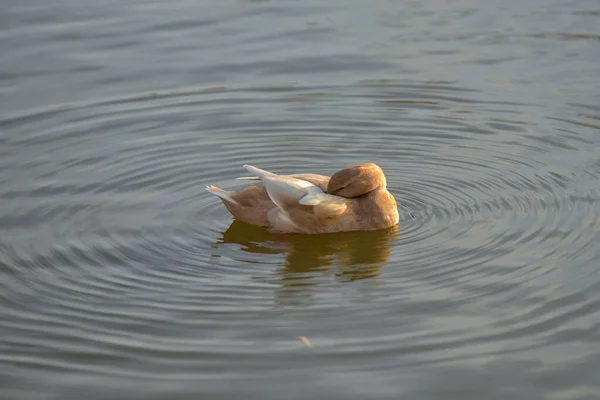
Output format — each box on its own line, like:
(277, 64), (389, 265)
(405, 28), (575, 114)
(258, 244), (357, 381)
(353, 189), (399, 230)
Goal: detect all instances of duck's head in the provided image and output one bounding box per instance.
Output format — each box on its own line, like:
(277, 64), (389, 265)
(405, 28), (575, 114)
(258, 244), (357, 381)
(327, 163), (387, 198)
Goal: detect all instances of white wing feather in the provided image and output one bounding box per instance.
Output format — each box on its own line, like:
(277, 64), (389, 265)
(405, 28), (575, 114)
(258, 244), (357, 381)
(243, 165), (322, 211)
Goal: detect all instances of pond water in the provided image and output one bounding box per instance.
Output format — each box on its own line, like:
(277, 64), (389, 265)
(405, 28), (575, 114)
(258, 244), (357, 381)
(1, 0), (600, 399)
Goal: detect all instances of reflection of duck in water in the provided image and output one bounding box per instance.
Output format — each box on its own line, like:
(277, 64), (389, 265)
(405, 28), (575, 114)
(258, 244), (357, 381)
(219, 220), (399, 284)
(206, 163), (399, 234)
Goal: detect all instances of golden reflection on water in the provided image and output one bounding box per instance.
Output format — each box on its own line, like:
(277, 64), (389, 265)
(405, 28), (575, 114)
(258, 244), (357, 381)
(217, 221), (400, 303)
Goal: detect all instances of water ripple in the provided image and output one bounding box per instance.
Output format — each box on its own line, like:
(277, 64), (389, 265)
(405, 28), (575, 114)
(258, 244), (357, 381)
(1, 80), (599, 391)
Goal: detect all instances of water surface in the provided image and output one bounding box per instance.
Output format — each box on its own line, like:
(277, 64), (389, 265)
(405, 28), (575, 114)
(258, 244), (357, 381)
(2, 0), (600, 399)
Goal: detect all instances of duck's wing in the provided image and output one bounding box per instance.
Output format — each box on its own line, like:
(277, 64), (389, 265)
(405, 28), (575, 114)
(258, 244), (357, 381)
(236, 173), (329, 190)
(243, 165), (349, 220)
(298, 192), (349, 217)
(243, 165), (321, 211)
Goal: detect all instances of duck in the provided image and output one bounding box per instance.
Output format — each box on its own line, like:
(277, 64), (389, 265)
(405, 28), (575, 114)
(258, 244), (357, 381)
(206, 163), (399, 234)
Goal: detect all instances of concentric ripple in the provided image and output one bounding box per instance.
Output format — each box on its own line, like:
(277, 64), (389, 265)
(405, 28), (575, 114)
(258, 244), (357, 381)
(1, 79), (600, 398)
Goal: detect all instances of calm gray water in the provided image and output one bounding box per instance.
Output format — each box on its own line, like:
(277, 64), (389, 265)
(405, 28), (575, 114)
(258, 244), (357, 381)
(1, 0), (600, 399)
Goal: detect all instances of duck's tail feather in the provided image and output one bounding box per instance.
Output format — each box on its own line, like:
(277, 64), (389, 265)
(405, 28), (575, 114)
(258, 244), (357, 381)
(206, 185), (239, 205)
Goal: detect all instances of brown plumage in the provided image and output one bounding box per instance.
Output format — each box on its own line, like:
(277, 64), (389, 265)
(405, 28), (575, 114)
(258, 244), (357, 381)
(206, 173), (329, 227)
(206, 163), (399, 234)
